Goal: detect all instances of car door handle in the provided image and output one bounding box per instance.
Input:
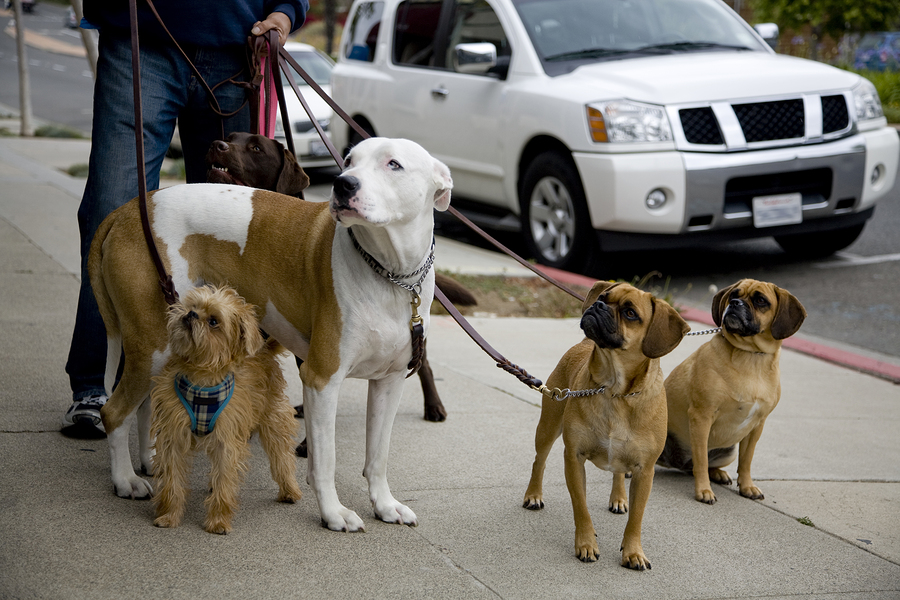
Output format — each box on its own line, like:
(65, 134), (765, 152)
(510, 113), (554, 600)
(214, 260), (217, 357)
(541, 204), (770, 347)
(431, 86), (449, 99)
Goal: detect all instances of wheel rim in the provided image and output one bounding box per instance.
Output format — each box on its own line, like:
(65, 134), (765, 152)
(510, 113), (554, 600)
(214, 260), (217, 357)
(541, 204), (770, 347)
(529, 175), (577, 262)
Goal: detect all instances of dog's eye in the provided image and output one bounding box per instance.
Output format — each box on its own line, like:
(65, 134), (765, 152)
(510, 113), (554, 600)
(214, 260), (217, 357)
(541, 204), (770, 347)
(753, 294), (770, 308)
(207, 316), (219, 328)
(251, 145), (261, 152)
(622, 307), (639, 321)
(343, 156), (351, 168)
(388, 159), (403, 171)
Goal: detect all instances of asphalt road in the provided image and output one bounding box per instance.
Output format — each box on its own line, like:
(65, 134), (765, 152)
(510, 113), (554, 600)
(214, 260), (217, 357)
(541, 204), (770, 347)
(3, 2), (899, 359)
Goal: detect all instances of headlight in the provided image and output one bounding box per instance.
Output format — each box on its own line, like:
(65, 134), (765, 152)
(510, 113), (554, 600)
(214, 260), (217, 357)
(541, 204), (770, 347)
(586, 100), (672, 143)
(852, 78), (884, 121)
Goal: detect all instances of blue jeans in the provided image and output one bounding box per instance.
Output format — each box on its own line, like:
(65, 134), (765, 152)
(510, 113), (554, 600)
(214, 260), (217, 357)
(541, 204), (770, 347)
(65, 29), (252, 401)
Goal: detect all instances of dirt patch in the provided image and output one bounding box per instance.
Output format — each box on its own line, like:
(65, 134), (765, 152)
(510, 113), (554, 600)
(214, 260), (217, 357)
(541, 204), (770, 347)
(430, 273), (590, 318)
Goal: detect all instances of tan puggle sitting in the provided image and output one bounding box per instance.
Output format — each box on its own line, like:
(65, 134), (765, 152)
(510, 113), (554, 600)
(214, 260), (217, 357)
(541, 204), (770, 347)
(524, 281), (689, 569)
(658, 279), (806, 505)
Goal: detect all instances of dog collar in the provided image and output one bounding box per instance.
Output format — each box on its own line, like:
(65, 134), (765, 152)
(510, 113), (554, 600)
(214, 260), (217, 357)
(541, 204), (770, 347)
(346, 228), (434, 377)
(174, 372), (235, 436)
(538, 384), (641, 402)
(346, 228), (435, 294)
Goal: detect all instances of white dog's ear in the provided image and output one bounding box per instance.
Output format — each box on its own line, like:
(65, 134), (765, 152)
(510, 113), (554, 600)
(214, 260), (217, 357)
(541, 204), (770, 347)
(433, 158), (453, 212)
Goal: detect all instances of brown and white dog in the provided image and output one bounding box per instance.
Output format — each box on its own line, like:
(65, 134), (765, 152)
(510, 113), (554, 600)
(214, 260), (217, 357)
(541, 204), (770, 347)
(206, 132), (309, 196)
(151, 285), (302, 534)
(657, 279), (806, 504)
(90, 137), (452, 532)
(205, 132), (475, 423)
(523, 281), (689, 569)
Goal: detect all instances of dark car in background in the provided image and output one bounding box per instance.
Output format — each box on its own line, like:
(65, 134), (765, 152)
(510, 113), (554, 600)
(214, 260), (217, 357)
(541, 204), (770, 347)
(854, 32), (900, 72)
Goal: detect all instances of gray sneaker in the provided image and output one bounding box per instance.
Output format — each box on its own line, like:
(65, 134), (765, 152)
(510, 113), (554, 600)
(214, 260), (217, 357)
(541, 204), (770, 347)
(61, 394), (107, 438)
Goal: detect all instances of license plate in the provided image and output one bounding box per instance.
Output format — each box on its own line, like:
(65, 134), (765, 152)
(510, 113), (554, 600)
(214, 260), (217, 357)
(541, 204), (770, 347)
(752, 193), (802, 228)
(309, 139), (330, 157)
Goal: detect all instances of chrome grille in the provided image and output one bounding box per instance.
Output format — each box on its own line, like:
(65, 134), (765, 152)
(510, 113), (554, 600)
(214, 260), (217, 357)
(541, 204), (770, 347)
(733, 99), (804, 142)
(822, 94), (850, 133)
(680, 107), (723, 145)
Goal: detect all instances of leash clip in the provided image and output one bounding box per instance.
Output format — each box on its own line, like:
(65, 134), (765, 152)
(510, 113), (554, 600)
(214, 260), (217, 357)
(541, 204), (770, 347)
(409, 293), (423, 330)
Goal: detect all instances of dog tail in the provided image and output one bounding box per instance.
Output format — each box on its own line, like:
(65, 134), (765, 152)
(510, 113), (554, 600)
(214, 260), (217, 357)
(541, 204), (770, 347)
(434, 272), (477, 307)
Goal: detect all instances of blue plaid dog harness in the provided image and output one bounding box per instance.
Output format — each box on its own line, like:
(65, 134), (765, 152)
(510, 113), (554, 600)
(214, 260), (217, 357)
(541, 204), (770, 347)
(174, 372), (235, 436)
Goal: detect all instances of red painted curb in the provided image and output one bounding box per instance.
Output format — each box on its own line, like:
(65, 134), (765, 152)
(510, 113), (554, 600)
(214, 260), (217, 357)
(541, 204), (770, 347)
(534, 267), (900, 384)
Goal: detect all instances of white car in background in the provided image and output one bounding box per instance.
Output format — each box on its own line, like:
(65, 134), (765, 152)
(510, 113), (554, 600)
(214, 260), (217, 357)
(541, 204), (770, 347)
(275, 42), (337, 169)
(331, 0), (899, 271)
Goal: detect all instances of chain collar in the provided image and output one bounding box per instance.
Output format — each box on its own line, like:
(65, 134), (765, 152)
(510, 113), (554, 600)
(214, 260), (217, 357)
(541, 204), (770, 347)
(347, 228), (435, 294)
(536, 383), (642, 402)
(686, 327), (721, 336)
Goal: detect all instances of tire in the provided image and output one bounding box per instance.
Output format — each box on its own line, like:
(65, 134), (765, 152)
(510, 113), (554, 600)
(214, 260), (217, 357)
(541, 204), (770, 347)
(345, 120), (375, 157)
(519, 151), (596, 272)
(774, 223), (864, 258)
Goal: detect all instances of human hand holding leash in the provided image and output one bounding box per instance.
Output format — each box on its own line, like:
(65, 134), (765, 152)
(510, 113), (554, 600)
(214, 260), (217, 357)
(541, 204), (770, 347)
(252, 12), (292, 46)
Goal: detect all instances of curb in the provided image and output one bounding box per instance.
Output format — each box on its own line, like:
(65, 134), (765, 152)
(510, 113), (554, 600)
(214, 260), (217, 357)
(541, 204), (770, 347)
(535, 264), (900, 385)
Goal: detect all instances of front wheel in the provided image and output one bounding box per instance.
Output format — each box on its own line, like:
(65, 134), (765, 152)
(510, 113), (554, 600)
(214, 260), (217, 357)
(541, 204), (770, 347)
(774, 223), (864, 258)
(519, 152), (596, 272)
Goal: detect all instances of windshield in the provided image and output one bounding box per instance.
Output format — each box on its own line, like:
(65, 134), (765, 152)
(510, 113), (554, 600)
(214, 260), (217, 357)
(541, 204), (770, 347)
(513, 0), (768, 74)
(286, 50), (334, 86)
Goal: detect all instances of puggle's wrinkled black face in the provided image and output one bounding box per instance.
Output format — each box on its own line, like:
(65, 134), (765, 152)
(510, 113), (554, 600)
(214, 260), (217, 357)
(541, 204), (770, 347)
(721, 288), (770, 337)
(580, 291), (642, 349)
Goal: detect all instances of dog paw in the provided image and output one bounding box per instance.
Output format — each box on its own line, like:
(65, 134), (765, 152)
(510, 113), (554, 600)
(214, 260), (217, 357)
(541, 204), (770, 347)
(739, 485), (765, 500)
(575, 544), (601, 563)
(423, 405), (447, 422)
(321, 508), (366, 532)
(621, 551), (651, 571)
(608, 499), (628, 514)
(695, 488), (717, 504)
(204, 520), (232, 535)
(522, 496), (544, 510)
(153, 514), (181, 529)
(277, 488), (303, 504)
(113, 475), (153, 500)
(375, 501), (418, 527)
(709, 468), (732, 485)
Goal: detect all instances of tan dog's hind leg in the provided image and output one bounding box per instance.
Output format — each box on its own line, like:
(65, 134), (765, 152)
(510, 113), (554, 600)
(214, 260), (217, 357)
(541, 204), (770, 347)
(620, 466), (654, 570)
(688, 409), (717, 504)
(523, 397), (565, 510)
(608, 472), (629, 514)
(151, 418), (194, 529)
(258, 404), (303, 504)
(564, 446), (600, 562)
(737, 424), (766, 499)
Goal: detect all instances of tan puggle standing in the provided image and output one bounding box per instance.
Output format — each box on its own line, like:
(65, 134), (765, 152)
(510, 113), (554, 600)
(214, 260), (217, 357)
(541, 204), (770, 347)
(151, 285), (302, 534)
(657, 279), (806, 505)
(524, 281), (689, 569)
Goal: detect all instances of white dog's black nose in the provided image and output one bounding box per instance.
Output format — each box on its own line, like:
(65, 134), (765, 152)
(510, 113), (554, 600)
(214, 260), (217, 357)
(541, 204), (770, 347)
(333, 175), (360, 201)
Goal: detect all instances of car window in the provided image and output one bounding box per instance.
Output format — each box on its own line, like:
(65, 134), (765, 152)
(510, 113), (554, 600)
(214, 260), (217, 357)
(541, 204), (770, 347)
(286, 50), (334, 85)
(393, 0), (443, 66)
(444, 0), (511, 73)
(343, 1), (385, 62)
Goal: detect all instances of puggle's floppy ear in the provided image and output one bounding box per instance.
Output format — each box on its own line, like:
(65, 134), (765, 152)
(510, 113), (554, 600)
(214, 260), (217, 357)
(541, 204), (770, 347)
(581, 280), (617, 313)
(642, 298), (689, 359)
(276, 147), (311, 196)
(711, 282), (740, 327)
(432, 158), (453, 211)
(770, 286), (806, 340)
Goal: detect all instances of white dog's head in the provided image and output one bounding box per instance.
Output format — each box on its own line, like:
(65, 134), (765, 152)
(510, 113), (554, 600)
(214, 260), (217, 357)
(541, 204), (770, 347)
(330, 137), (452, 227)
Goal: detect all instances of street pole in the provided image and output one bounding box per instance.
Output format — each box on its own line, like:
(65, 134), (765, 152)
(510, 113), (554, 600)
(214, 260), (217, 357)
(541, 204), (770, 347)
(70, 0), (98, 78)
(12, 0), (35, 136)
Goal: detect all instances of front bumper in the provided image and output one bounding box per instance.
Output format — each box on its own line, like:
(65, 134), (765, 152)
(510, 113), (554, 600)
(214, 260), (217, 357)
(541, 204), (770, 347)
(573, 126), (898, 250)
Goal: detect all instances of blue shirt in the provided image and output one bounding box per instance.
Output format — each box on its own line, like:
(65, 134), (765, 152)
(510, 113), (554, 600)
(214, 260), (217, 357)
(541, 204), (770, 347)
(84, 0), (309, 48)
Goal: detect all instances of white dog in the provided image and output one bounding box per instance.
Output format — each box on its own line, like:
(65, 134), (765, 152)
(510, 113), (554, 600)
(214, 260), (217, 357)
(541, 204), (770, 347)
(89, 138), (452, 532)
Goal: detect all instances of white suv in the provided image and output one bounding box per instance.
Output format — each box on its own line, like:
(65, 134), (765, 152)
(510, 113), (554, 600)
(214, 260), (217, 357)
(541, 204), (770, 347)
(331, 0), (899, 271)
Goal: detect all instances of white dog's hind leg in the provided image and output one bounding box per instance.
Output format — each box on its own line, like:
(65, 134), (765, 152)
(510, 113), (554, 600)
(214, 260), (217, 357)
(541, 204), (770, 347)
(108, 410), (153, 499)
(304, 382), (365, 532)
(365, 375), (417, 527)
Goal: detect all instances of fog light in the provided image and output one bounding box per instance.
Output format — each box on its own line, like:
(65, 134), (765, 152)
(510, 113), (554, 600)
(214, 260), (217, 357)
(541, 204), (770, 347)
(646, 189), (667, 210)
(871, 164), (884, 186)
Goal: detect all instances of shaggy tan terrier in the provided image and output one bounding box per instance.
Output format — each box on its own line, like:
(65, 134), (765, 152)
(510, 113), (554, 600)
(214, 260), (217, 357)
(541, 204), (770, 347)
(151, 284), (302, 534)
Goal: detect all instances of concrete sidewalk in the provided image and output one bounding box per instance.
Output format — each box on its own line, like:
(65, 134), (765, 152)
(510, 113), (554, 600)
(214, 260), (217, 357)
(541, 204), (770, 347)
(1, 135), (899, 599)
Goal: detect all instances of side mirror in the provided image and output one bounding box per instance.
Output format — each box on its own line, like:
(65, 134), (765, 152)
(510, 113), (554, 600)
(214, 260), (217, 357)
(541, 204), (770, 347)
(754, 23), (779, 50)
(453, 42), (497, 75)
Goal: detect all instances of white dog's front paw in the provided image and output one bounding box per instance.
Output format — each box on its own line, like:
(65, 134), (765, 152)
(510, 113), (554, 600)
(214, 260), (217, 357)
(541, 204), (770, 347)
(113, 474), (153, 499)
(374, 500), (418, 527)
(321, 506), (366, 532)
